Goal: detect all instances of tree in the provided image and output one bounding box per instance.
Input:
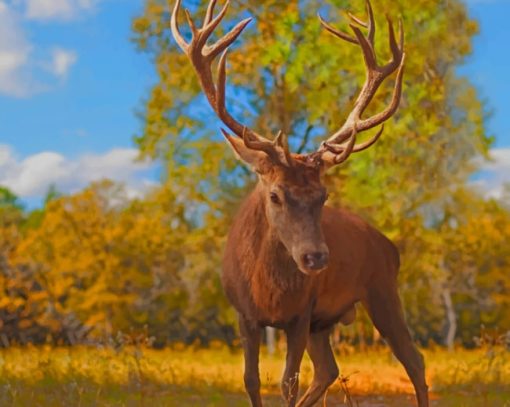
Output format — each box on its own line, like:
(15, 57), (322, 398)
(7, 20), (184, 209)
(132, 0), (493, 344)
(439, 190), (510, 345)
(0, 187), (25, 345)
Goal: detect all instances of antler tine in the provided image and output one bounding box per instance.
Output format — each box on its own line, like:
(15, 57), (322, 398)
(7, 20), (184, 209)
(275, 131), (293, 167)
(333, 125), (358, 165)
(351, 123), (383, 152)
(318, 13), (358, 45)
(320, 0), (376, 49)
(206, 17), (253, 60)
(204, 0), (217, 25)
(387, 17), (405, 68)
(360, 54), (405, 130)
(347, 0), (375, 46)
(324, 124), (384, 155)
(199, 1), (231, 49)
(365, 0), (375, 46)
(350, 24), (377, 69)
(315, 0), (405, 167)
(170, 0), (189, 52)
(347, 12), (368, 28)
(184, 8), (198, 36)
(399, 18), (404, 52)
(242, 128), (283, 163)
(171, 0), (286, 161)
(216, 48), (229, 116)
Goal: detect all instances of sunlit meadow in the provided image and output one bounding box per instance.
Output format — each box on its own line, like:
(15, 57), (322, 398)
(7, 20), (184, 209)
(0, 342), (509, 406)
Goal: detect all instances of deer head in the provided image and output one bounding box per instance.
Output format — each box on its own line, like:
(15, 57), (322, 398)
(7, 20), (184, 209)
(171, 0), (405, 275)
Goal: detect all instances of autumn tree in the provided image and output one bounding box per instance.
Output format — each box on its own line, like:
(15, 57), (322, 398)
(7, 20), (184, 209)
(131, 0), (496, 344)
(0, 188), (24, 345)
(0, 179), (234, 345)
(435, 189), (510, 347)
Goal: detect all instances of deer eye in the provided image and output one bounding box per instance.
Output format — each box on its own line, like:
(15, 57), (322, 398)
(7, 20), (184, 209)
(270, 192), (281, 205)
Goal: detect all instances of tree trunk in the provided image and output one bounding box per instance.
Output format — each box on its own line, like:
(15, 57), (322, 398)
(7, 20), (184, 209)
(442, 287), (457, 351)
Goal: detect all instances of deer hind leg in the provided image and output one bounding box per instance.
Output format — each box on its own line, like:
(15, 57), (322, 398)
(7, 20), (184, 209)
(363, 286), (429, 407)
(296, 327), (339, 407)
(281, 312), (312, 407)
(239, 314), (263, 407)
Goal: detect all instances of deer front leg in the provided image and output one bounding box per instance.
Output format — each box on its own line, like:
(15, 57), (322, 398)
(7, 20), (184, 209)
(281, 310), (312, 406)
(239, 314), (263, 407)
(296, 327), (339, 407)
(363, 286), (429, 407)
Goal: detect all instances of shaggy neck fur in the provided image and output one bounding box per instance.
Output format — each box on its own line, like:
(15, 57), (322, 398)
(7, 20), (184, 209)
(241, 183), (306, 293)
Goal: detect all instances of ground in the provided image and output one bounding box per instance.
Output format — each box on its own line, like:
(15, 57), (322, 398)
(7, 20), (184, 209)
(0, 345), (508, 406)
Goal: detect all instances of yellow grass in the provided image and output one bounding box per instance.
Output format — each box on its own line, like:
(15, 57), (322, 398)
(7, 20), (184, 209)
(0, 344), (509, 406)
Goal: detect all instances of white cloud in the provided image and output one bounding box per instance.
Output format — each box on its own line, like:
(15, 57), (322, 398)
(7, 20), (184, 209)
(0, 145), (156, 200)
(50, 48), (78, 78)
(25, 0), (98, 21)
(482, 148), (510, 172)
(0, 2), (80, 97)
(477, 148), (510, 200)
(0, 2), (33, 96)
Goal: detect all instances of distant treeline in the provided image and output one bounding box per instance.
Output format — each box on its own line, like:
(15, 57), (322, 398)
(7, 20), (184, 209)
(0, 177), (509, 349)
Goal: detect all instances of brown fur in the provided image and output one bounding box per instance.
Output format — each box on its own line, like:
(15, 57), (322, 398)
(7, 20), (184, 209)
(222, 161), (429, 407)
(170, 0), (424, 404)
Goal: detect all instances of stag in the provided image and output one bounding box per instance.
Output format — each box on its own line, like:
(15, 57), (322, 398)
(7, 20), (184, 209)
(171, 0), (429, 406)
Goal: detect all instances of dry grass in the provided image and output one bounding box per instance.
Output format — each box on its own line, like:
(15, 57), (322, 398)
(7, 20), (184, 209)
(0, 344), (509, 406)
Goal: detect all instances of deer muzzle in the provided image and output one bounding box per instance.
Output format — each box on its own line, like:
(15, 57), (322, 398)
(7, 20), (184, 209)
(298, 247), (329, 275)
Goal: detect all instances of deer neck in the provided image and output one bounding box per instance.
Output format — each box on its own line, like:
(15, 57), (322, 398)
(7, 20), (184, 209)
(248, 183), (304, 288)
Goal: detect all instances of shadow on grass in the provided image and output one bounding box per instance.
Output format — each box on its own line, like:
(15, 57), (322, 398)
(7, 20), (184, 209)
(1, 379), (509, 407)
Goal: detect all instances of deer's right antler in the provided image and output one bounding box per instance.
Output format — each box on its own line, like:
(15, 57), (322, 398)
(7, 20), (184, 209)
(171, 0), (292, 166)
(315, 0), (406, 166)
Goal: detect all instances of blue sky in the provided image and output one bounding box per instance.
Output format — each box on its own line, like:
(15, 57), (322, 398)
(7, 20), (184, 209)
(0, 0), (508, 206)
(0, 0), (157, 204)
(460, 0), (510, 149)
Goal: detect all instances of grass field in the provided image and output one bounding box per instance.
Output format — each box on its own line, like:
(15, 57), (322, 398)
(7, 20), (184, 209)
(0, 344), (509, 406)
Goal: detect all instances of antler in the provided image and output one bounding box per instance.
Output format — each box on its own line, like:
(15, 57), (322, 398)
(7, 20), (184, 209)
(316, 0), (405, 166)
(171, 0), (291, 165)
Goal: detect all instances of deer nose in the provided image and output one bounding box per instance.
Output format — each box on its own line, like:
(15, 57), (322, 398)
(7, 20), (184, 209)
(302, 251), (329, 271)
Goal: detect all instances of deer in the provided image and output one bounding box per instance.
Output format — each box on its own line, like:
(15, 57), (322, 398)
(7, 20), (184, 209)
(170, 0), (429, 406)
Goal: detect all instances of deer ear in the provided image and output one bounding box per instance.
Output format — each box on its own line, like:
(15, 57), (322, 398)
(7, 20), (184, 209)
(221, 129), (270, 173)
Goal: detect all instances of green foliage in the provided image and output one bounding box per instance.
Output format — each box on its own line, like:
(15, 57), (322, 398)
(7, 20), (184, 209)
(0, 187), (22, 210)
(128, 0), (505, 345)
